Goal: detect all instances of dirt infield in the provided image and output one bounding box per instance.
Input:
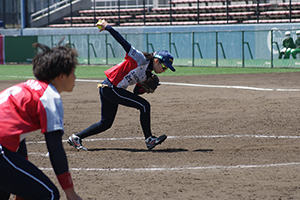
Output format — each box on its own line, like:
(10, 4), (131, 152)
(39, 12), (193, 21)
(3, 72), (300, 200)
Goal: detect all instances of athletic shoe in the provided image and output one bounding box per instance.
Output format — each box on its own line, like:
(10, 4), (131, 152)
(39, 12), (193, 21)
(145, 134), (167, 150)
(68, 134), (88, 151)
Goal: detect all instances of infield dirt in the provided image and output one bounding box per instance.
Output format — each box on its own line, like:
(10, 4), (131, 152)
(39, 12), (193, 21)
(4, 72), (300, 200)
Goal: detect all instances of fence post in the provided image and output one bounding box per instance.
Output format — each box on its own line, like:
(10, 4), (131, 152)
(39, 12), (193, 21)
(216, 31), (218, 67)
(271, 30), (273, 68)
(242, 31), (244, 67)
(197, 0), (199, 24)
(87, 34), (90, 65)
(169, 32), (178, 58)
(143, 0), (146, 25)
(146, 33), (149, 52)
(192, 32), (195, 66)
(51, 35), (55, 47)
(94, 0), (96, 24)
(70, 0), (73, 27)
(192, 32), (203, 67)
(169, 0), (172, 25)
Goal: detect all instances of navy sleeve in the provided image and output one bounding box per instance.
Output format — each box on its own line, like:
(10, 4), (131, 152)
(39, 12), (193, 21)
(105, 25), (131, 53)
(17, 139), (28, 159)
(45, 130), (68, 175)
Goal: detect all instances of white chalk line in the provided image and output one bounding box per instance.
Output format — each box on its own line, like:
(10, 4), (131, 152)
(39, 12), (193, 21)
(76, 78), (300, 91)
(27, 134), (300, 172)
(1, 77), (299, 91)
(38, 162), (300, 172)
(25, 134), (300, 144)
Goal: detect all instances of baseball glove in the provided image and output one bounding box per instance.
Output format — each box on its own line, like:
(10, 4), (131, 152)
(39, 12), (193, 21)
(140, 74), (160, 93)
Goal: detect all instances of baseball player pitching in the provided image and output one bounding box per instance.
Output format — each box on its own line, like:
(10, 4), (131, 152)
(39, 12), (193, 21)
(68, 19), (175, 151)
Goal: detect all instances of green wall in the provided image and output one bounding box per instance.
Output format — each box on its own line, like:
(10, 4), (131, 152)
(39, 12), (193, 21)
(5, 36), (37, 63)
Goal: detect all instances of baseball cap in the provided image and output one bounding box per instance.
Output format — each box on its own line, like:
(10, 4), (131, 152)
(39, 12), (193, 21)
(154, 50), (175, 72)
(285, 31), (291, 36)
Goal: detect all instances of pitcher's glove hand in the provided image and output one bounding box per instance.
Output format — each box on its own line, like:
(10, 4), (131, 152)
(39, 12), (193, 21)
(140, 74), (160, 93)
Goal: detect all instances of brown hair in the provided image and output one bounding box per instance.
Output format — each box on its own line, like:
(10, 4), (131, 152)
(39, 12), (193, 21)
(32, 41), (78, 82)
(142, 52), (154, 61)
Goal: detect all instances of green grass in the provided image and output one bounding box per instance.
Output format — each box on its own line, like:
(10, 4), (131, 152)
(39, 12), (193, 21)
(1, 64), (300, 80)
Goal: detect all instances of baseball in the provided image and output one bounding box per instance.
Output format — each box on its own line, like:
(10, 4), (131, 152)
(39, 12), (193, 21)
(97, 19), (103, 29)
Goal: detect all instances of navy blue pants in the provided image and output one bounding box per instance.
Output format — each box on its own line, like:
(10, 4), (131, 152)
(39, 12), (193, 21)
(0, 144), (60, 200)
(77, 78), (152, 139)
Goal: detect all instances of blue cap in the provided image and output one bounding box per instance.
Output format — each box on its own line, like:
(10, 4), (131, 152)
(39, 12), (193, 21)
(154, 50), (175, 72)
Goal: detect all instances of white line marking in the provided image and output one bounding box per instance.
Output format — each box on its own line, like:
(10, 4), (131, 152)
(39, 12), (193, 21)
(25, 134), (300, 144)
(160, 82), (300, 92)
(1, 77), (299, 91)
(38, 162), (300, 172)
(74, 79), (300, 92)
(75, 79), (103, 82)
(28, 152), (49, 156)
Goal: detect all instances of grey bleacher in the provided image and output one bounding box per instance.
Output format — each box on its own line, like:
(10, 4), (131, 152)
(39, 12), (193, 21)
(47, 0), (299, 27)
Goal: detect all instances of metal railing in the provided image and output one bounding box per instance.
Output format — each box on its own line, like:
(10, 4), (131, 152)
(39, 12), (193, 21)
(30, 0), (73, 21)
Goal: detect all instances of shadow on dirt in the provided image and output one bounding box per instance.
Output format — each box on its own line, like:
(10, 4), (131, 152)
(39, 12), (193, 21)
(87, 148), (188, 152)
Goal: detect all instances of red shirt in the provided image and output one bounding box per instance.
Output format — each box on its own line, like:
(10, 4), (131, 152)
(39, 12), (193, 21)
(0, 79), (64, 152)
(105, 46), (150, 89)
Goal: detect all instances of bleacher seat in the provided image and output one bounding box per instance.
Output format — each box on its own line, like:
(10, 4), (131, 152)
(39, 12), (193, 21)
(79, 8), (146, 16)
(260, 10), (300, 16)
(168, 0), (244, 6)
(63, 15), (133, 23)
(120, 20), (237, 26)
(277, 2), (300, 7)
(152, 3), (272, 13)
(51, 0), (297, 27)
(243, 19), (300, 24)
(135, 11), (254, 19)
(48, 22), (117, 27)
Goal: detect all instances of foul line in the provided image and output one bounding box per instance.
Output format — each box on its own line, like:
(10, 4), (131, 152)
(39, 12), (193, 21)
(38, 162), (300, 172)
(25, 134), (300, 144)
(160, 82), (300, 92)
(1, 77), (299, 91)
(76, 79), (300, 92)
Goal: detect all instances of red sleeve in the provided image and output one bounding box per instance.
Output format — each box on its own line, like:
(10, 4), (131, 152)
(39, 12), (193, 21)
(104, 54), (138, 86)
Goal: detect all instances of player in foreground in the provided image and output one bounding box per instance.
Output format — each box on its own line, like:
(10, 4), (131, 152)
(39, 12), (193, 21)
(68, 19), (175, 151)
(0, 40), (82, 200)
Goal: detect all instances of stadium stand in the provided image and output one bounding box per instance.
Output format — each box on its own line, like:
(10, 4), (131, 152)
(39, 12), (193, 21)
(47, 0), (299, 27)
(243, 19), (300, 24)
(119, 20), (238, 26)
(79, 8), (146, 16)
(63, 15), (133, 23)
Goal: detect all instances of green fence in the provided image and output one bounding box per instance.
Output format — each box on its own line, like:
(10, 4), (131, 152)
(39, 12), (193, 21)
(3, 29), (300, 68)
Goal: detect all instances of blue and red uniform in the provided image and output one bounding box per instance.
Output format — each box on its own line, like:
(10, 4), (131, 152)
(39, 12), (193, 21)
(0, 79), (73, 200)
(76, 25), (154, 140)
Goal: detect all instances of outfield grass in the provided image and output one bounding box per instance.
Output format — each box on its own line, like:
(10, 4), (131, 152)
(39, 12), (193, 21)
(1, 64), (300, 80)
